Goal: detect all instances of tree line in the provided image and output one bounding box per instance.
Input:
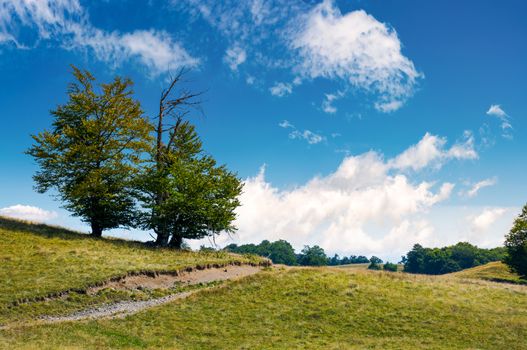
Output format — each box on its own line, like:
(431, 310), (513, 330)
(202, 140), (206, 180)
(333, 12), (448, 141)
(27, 67), (241, 248)
(400, 202), (527, 279)
(225, 240), (385, 267)
(402, 242), (506, 275)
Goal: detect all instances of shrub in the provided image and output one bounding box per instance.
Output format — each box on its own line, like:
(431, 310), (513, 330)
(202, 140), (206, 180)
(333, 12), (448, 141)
(383, 262), (398, 272)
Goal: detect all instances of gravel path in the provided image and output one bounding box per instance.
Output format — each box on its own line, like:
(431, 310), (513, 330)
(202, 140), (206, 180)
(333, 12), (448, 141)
(38, 291), (196, 323)
(34, 265), (263, 324)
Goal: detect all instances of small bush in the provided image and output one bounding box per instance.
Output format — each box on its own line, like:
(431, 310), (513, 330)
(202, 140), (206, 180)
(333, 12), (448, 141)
(383, 262), (398, 272)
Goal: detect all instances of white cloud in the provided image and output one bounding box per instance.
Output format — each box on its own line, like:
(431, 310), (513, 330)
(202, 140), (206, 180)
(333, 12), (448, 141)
(269, 81), (293, 97)
(486, 104), (513, 139)
(389, 132), (478, 171)
(469, 208), (506, 232)
(321, 90), (345, 114)
(462, 178), (497, 198)
(177, 0), (421, 111)
(289, 0), (421, 112)
(0, 204), (58, 222)
(0, 0), (198, 75)
(279, 120), (325, 144)
(289, 129), (325, 144)
(224, 45), (247, 71)
(246, 75), (255, 85)
(278, 120), (294, 129)
(222, 142), (456, 258)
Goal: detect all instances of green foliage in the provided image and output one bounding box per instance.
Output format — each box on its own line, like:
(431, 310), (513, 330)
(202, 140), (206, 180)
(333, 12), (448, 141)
(298, 245), (328, 266)
(26, 66), (152, 236)
(225, 240), (298, 265)
(368, 256), (383, 270)
(138, 120), (242, 248)
(383, 262), (398, 272)
(403, 242), (507, 275)
(329, 254), (369, 265)
(504, 204), (527, 278)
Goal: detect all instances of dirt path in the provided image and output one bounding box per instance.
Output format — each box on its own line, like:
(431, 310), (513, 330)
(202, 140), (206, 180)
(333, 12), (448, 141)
(34, 265), (262, 324)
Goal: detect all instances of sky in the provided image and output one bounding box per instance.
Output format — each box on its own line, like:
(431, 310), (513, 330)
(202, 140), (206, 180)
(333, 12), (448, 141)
(0, 0), (526, 261)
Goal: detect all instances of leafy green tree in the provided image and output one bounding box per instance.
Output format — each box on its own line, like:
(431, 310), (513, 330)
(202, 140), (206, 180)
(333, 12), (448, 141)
(504, 204), (527, 278)
(383, 262), (398, 272)
(138, 74), (242, 248)
(267, 240), (298, 265)
(27, 67), (152, 237)
(368, 256), (383, 270)
(298, 245), (328, 266)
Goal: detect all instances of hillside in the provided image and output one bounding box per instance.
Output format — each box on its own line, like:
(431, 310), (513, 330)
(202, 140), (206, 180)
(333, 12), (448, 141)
(450, 261), (526, 285)
(1, 263), (526, 348)
(0, 217), (263, 325)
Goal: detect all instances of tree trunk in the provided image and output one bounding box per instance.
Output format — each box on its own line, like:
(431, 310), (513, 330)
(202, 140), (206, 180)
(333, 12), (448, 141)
(91, 221), (103, 237)
(169, 234), (183, 249)
(155, 231), (170, 246)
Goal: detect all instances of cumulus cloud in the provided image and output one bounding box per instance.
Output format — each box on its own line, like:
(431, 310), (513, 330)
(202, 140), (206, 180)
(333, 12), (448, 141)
(227, 147), (454, 258)
(469, 208), (506, 232)
(289, 0), (421, 112)
(389, 132), (477, 171)
(462, 178), (497, 198)
(278, 120), (325, 144)
(486, 104), (513, 139)
(199, 133), (477, 258)
(0, 0), (198, 74)
(0, 204), (58, 222)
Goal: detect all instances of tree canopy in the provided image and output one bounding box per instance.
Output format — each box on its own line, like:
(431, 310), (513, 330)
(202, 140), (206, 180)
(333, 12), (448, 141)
(504, 204), (527, 278)
(27, 66), (152, 236)
(402, 242), (506, 275)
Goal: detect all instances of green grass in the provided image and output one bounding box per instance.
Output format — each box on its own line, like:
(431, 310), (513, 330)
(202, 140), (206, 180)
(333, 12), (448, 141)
(2, 267), (526, 349)
(0, 217), (262, 324)
(450, 261), (526, 285)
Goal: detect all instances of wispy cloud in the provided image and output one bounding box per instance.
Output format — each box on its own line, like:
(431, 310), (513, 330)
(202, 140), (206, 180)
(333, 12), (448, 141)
(461, 178), (497, 198)
(224, 45), (247, 71)
(278, 119), (325, 145)
(177, 0), (421, 112)
(270, 82), (293, 97)
(0, 204), (57, 222)
(0, 0), (198, 75)
(321, 90), (345, 114)
(486, 104), (513, 139)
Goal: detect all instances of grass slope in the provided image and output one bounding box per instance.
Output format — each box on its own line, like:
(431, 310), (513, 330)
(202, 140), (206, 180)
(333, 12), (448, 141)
(450, 261), (526, 285)
(0, 217), (261, 324)
(2, 267), (526, 349)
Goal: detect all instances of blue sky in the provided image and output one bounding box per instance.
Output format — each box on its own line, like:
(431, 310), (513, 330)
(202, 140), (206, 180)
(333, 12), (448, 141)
(0, 0), (525, 260)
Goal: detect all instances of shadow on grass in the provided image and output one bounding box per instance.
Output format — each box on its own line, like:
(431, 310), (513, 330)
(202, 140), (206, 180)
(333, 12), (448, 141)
(0, 216), (158, 251)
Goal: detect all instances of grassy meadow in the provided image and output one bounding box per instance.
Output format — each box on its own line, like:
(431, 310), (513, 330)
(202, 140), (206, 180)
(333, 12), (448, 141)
(1, 267), (526, 349)
(0, 217), (262, 324)
(450, 261), (526, 285)
(1, 217), (526, 349)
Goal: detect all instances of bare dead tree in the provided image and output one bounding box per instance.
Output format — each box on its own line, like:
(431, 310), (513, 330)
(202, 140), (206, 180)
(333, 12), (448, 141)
(152, 69), (204, 246)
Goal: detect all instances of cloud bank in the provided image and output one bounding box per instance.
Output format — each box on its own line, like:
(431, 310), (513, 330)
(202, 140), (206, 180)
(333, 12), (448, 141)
(205, 132), (483, 258)
(0, 204), (57, 222)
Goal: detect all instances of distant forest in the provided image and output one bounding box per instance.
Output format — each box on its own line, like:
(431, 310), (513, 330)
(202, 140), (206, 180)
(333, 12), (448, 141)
(224, 240), (506, 274)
